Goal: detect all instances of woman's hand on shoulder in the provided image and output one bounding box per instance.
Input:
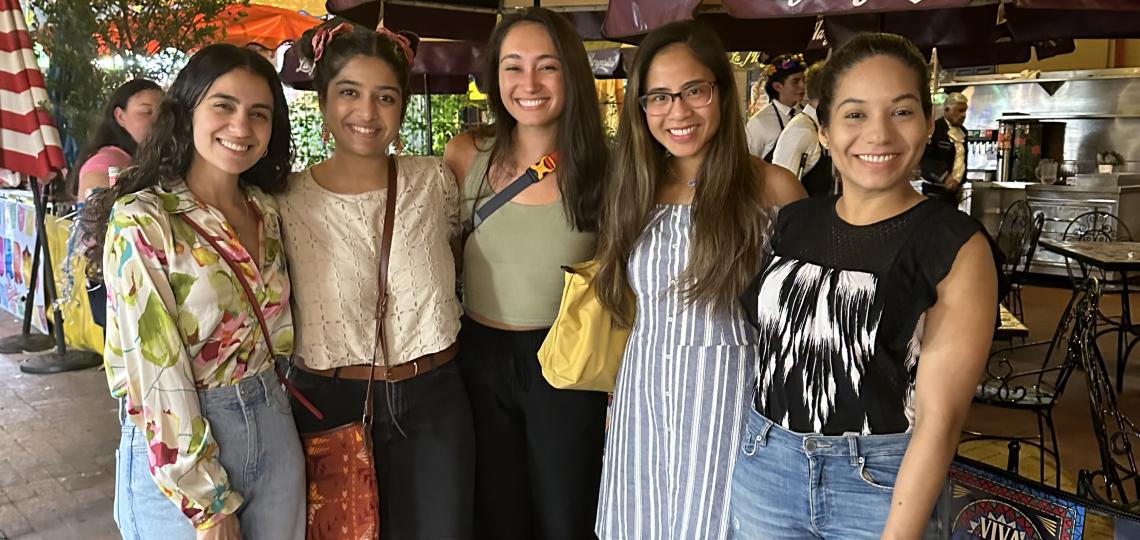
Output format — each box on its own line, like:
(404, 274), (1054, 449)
(443, 132), (480, 189)
(754, 157), (806, 207)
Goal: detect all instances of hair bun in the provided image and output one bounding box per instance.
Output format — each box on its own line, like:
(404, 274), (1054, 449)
(397, 30), (420, 58)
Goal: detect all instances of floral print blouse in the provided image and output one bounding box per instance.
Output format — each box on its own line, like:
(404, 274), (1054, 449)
(103, 183), (293, 529)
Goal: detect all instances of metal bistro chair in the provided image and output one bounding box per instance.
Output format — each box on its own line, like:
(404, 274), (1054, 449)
(962, 276), (1103, 487)
(1077, 279), (1140, 512)
(1063, 209), (1133, 288)
(1063, 210), (1139, 391)
(995, 200), (1045, 323)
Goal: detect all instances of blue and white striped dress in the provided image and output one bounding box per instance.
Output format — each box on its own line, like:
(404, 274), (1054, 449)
(596, 204), (776, 540)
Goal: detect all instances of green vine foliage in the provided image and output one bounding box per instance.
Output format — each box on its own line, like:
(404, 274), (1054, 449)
(288, 91), (332, 169)
(400, 94), (472, 156)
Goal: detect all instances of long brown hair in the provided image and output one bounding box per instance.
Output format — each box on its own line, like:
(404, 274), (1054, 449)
(594, 21), (768, 325)
(475, 7), (606, 232)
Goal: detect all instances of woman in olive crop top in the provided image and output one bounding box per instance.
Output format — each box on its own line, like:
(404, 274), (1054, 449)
(442, 7), (609, 540)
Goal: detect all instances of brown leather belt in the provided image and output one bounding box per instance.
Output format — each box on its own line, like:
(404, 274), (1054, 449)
(296, 343), (458, 383)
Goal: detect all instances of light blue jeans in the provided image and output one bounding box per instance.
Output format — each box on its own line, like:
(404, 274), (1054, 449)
(113, 366), (306, 540)
(730, 407), (949, 539)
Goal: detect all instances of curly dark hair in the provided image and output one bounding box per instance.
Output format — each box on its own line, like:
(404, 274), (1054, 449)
(80, 43), (294, 280)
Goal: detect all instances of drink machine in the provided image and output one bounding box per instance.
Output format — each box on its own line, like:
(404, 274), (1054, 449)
(996, 118), (1065, 182)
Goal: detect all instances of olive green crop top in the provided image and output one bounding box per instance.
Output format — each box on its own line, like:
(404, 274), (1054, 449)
(459, 140), (595, 327)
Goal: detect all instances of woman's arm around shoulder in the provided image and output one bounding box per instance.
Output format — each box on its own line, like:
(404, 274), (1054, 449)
(443, 131), (480, 191)
(754, 157), (806, 207)
(881, 231), (997, 539)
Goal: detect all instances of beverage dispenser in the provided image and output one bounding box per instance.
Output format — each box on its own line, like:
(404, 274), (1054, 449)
(996, 118), (1065, 182)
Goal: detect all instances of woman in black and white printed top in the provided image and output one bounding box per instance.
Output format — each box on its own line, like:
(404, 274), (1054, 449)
(731, 33), (999, 540)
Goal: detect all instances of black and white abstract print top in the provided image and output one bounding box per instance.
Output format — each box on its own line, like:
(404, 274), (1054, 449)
(744, 195), (989, 436)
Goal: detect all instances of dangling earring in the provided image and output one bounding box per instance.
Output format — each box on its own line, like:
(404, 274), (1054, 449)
(395, 135), (405, 156)
(321, 124), (331, 144)
(262, 148), (268, 158)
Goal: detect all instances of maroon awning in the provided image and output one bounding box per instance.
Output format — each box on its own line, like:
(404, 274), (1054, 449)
(723, 0), (976, 18)
(280, 38), (482, 93)
(1013, 0), (1140, 9)
(325, 0), (498, 41)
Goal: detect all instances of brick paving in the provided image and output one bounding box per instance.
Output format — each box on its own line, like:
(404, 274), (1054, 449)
(0, 315), (118, 540)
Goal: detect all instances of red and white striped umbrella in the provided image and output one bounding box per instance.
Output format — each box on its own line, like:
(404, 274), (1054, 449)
(0, 0), (65, 180)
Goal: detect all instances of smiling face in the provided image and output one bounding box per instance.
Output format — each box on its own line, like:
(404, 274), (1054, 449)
(643, 43), (720, 162)
(116, 89), (162, 144)
(189, 68), (274, 179)
(497, 21), (565, 128)
(820, 55), (933, 195)
(322, 55), (403, 158)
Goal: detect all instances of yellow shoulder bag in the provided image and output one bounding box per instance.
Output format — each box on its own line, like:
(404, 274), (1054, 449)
(538, 260), (634, 393)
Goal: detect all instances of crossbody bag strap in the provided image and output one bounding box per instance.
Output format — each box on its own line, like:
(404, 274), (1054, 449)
(175, 208), (324, 420)
(364, 157), (398, 426)
(470, 151), (557, 230)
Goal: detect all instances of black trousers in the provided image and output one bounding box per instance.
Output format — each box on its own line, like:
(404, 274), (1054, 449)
(290, 359), (475, 540)
(458, 317), (609, 540)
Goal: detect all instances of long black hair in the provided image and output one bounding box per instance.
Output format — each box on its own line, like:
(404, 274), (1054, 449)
(476, 7), (607, 232)
(80, 43), (294, 278)
(66, 78), (161, 196)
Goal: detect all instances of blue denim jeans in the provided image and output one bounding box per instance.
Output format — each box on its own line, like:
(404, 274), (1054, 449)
(730, 407), (948, 539)
(113, 366), (306, 540)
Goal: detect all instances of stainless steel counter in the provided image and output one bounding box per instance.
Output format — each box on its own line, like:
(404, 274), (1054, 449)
(969, 181), (1140, 275)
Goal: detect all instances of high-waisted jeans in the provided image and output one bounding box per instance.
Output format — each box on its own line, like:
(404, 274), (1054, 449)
(730, 406), (949, 539)
(113, 366), (306, 540)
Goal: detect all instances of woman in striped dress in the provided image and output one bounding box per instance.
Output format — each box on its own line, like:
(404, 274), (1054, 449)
(593, 22), (804, 540)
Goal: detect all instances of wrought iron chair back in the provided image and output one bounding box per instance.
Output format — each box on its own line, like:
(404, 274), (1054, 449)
(996, 200), (1033, 269)
(1062, 210), (1133, 286)
(1077, 280), (1140, 510)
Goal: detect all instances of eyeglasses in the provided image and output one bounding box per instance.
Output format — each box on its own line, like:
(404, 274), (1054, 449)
(639, 81), (716, 116)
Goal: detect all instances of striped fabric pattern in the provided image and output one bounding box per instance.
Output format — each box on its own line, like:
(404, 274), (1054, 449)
(0, 0), (65, 179)
(597, 204), (776, 540)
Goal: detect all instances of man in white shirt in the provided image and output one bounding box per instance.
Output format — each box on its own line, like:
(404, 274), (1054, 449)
(745, 53), (807, 161)
(771, 61), (831, 196)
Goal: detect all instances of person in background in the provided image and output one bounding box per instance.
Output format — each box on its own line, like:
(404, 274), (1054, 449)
(280, 20), (475, 539)
(70, 79), (162, 328)
(731, 33), (998, 539)
(771, 61), (832, 197)
(593, 21), (803, 540)
(921, 92), (969, 203)
(73, 79), (163, 200)
(81, 43), (303, 540)
(443, 7), (609, 539)
(745, 53), (807, 161)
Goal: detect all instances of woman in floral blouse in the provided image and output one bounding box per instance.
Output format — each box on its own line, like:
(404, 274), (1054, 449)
(80, 44), (303, 540)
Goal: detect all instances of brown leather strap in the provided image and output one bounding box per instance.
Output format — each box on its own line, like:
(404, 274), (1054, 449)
(295, 343), (456, 382)
(364, 157), (399, 425)
(175, 203), (323, 420)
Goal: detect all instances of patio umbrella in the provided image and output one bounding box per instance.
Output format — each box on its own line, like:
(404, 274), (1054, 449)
(260, 0), (327, 16)
(0, 0), (102, 369)
(218, 3), (323, 50)
(0, 0), (64, 180)
(101, 3), (322, 54)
